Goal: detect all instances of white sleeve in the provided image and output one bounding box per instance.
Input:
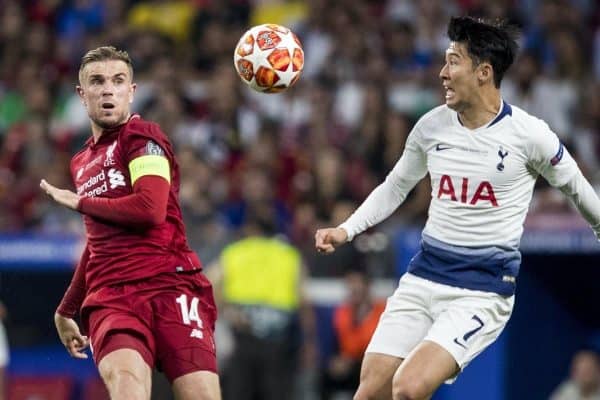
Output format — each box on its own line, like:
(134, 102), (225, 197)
(339, 127), (428, 241)
(527, 120), (578, 187)
(559, 170), (600, 240)
(0, 321), (8, 367)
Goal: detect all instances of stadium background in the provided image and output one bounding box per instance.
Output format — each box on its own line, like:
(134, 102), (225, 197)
(0, 0), (599, 399)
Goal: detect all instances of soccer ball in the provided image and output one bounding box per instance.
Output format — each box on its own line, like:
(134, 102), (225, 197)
(233, 24), (304, 93)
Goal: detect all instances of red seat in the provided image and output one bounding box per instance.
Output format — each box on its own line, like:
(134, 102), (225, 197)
(8, 375), (73, 400)
(82, 377), (109, 400)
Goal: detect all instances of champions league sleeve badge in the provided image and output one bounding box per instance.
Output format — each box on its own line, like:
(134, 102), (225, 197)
(145, 140), (165, 156)
(550, 142), (564, 166)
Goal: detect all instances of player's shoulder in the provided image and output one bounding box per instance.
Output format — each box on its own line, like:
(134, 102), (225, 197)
(119, 115), (173, 154)
(71, 144), (88, 160)
(407, 105), (453, 144)
(122, 115), (166, 140)
(507, 104), (552, 136)
(70, 140), (91, 166)
(414, 105), (453, 132)
(505, 104), (559, 154)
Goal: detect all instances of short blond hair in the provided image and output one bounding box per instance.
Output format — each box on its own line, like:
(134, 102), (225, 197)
(78, 46), (133, 83)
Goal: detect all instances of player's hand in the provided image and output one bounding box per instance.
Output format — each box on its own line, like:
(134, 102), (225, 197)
(40, 179), (81, 210)
(54, 313), (89, 359)
(315, 227), (348, 253)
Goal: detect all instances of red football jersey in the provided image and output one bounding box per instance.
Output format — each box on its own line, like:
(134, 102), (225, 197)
(70, 115), (201, 292)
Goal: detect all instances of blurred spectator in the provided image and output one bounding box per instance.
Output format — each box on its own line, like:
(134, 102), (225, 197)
(250, 0), (308, 29)
(222, 166), (292, 234)
(503, 48), (577, 141)
(207, 211), (316, 400)
(320, 266), (385, 400)
(55, 0), (106, 60)
(572, 81), (600, 184)
(178, 147), (231, 262)
(128, 0), (198, 42)
(383, 20), (433, 78)
(550, 349), (600, 400)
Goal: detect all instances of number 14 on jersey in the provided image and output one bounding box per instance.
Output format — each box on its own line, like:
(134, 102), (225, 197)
(176, 294), (204, 339)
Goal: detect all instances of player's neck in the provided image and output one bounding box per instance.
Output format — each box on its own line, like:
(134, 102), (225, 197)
(458, 91), (502, 130)
(91, 123), (103, 143)
(90, 114), (131, 143)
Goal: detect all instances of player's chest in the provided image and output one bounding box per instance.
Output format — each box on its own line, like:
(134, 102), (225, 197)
(72, 139), (132, 198)
(425, 129), (528, 186)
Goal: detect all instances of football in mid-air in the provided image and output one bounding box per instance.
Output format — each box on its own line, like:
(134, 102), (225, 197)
(233, 24), (304, 93)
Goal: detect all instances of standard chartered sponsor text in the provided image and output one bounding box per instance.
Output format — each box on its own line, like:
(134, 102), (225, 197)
(77, 170), (109, 197)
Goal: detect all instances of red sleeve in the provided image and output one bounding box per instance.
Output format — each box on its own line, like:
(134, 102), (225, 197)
(77, 175), (169, 227)
(56, 245), (89, 318)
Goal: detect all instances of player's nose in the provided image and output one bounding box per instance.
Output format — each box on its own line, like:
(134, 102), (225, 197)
(101, 82), (115, 95)
(439, 63), (449, 80)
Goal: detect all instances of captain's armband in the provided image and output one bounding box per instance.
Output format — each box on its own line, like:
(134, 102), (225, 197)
(128, 155), (171, 185)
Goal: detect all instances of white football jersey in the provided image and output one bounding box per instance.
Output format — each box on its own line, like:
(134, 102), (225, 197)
(413, 101), (577, 249)
(341, 101), (578, 250)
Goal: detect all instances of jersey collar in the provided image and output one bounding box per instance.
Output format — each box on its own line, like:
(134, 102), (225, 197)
(455, 100), (512, 130)
(487, 100), (512, 127)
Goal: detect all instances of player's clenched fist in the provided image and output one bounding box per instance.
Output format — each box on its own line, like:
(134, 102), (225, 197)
(315, 227), (348, 253)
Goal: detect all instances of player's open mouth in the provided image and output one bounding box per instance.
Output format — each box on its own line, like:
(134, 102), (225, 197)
(102, 103), (115, 109)
(444, 85), (455, 100)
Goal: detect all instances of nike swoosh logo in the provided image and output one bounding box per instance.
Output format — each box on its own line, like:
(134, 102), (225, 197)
(436, 144), (451, 151)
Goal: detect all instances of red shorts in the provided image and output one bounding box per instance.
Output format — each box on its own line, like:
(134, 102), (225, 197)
(81, 271), (217, 382)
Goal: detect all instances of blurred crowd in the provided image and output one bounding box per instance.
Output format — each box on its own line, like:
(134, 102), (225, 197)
(0, 0), (600, 277)
(550, 349), (600, 400)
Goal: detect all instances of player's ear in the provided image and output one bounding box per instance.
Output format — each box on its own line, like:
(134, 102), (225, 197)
(477, 63), (493, 85)
(76, 86), (86, 105)
(129, 83), (137, 104)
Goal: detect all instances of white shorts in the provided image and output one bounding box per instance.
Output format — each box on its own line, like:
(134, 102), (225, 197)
(366, 273), (514, 382)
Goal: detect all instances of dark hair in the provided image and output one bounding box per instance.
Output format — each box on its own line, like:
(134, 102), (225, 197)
(244, 208), (278, 236)
(447, 16), (519, 88)
(79, 46), (133, 83)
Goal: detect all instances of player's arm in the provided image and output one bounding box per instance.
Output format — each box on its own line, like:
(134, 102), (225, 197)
(528, 124), (600, 239)
(316, 127), (428, 252)
(77, 172), (169, 226)
(56, 244), (89, 318)
(77, 137), (172, 226)
(41, 152), (171, 227)
(558, 172), (600, 239)
(55, 245), (90, 359)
